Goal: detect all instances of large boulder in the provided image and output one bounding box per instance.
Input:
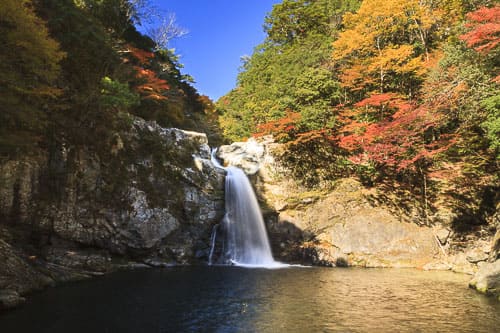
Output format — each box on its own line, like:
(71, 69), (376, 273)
(0, 290), (25, 311)
(469, 260), (500, 300)
(217, 137), (274, 175)
(279, 178), (439, 267)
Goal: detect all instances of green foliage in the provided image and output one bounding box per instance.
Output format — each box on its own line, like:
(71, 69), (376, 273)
(264, 0), (360, 45)
(73, 0), (143, 37)
(217, 0), (359, 141)
(100, 77), (140, 110)
(428, 33), (498, 172)
(481, 95), (500, 158)
(293, 67), (341, 129)
(0, 0), (64, 157)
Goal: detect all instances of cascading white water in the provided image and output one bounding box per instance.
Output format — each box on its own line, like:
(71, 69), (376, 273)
(207, 224), (218, 266)
(211, 150), (282, 267)
(223, 166), (275, 266)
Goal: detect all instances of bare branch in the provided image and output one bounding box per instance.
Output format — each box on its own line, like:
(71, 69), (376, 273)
(146, 13), (188, 50)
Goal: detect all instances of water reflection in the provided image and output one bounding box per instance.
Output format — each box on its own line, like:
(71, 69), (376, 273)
(255, 268), (499, 332)
(0, 267), (498, 332)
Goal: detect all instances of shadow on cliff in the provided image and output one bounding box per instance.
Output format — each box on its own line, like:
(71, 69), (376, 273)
(261, 210), (315, 264)
(447, 185), (498, 234)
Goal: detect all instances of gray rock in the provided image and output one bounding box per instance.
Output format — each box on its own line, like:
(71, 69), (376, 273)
(450, 252), (478, 275)
(217, 138), (267, 175)
(0, 239), (54, 295)
(469, 260), (500, 299)
(143, 259), (175, 268)
(123, 263), (151, 270)
(0, 290), (25, 310)
(422, 261), (452, 271)
(466, 248), (489, 264)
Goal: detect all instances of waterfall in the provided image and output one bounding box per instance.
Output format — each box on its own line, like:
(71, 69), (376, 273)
(210, 150), (281, 267)
(223, 166), (276, 266)
(208, 224), (218, 266)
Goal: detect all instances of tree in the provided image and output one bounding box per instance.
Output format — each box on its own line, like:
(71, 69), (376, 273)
(100, 76), (140, 110)
(332, 0), (442, 95)
(338, 94), (453, 173)
(263, 0), (358, 45)
(459, 5), (500, 54)
(217, 0), (359, 140)
(0, 0), (64, 156)
(145, 13), (187, 50)
(457, 5), (500, 159)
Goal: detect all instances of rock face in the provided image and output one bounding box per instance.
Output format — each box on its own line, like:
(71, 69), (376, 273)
(218, 139), (440, 267)
(296, 180), (439, 267)
(0, 119), (225, 309)
(266, 177), (443, 268)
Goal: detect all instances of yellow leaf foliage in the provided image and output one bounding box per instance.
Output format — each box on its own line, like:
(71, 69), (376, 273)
(332, 0), (444, 93)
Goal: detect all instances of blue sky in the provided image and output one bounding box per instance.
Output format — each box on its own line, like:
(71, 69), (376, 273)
(148, 0), (281, 101)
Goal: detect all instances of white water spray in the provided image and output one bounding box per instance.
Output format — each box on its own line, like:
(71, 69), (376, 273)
(210, 150), (283, 267)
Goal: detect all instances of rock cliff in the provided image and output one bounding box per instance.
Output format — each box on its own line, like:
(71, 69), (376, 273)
(0, 119), (225, 310)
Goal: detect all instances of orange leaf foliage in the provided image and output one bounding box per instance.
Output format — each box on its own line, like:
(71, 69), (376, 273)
(128, 45), (154, 64)
(254, 111), (301, 141)
(133, 66), (170, 101)
(354, 93), (399, 107)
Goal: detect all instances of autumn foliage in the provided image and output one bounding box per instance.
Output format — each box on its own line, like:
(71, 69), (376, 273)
(127, 46), (170, 101)
(332, 0), (439, 94)
(460, 5), (500, 54)
(254, 111), (301, 142)
(338, 94), (454, 171)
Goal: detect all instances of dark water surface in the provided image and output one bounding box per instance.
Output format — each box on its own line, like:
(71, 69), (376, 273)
(1, 266), (499, 332)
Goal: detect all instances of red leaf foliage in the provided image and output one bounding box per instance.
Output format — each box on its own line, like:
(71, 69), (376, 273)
(253, 111), (332, 146)
(128, 45), (154, 64)
(133, 67), (170, 101)
(337, 99), (454, 171)
(254, 111), (301, 141)
(460, 5), (500, 53)
(354, 93), (399, 107)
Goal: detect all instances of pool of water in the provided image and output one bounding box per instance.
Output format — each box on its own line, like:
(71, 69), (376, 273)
(0, 266), (499, 332)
